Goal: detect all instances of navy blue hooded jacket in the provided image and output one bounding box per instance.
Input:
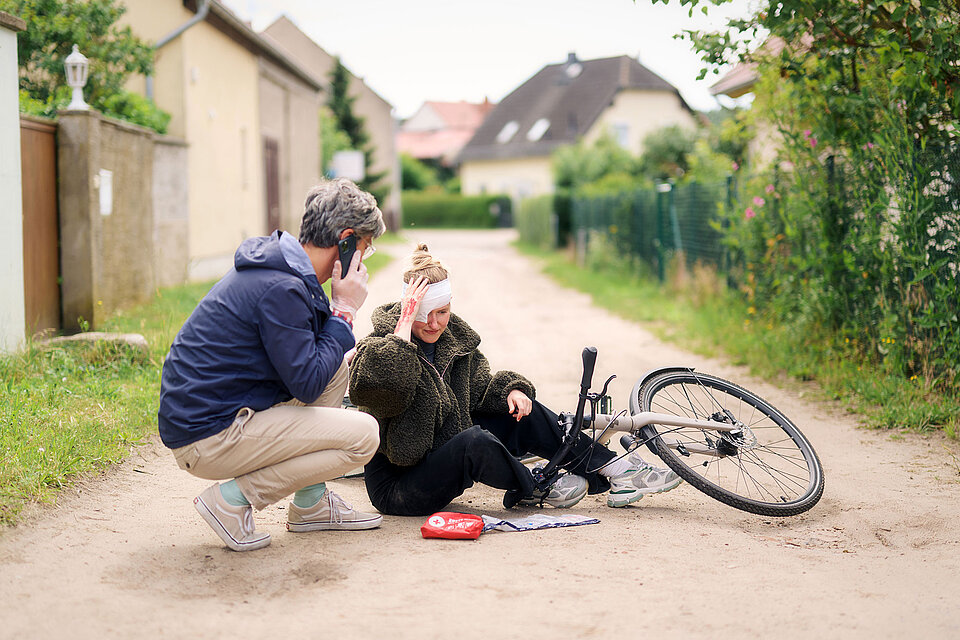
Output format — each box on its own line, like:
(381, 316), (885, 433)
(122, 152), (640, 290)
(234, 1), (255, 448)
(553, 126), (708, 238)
(158, 231), (354, 449)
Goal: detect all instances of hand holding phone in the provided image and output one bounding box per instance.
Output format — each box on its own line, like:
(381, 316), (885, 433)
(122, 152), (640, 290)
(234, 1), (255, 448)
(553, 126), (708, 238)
(331, 234), (368, 322)
(337, 234), (358, 278)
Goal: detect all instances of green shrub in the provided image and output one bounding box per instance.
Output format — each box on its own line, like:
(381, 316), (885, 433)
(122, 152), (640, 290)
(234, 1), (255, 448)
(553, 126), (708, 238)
(402, 191), (510, 228)
(100, 90), (171, 134)
(400, 153), (439, 190)
(515, 195), (555, 249)
(18, 87), (170, 134)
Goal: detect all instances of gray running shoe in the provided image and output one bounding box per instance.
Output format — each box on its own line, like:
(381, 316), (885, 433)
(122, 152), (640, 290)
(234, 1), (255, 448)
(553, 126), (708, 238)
(521, 473), (588, 508)
(194, 483), (271, 552)
(607, 452), (682, 507)
(286, 490), (382, 532)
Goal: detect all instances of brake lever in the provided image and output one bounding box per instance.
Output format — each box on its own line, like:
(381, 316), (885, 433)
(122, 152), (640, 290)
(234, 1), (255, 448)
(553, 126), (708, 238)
(594, 374), (616, 399)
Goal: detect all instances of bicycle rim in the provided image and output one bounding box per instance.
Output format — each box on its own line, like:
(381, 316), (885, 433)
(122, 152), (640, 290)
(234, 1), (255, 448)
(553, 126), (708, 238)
(637, 371), (824, 517)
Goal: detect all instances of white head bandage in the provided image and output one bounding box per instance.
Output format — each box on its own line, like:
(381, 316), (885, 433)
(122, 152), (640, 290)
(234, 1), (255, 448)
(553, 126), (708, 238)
(402, 279), (452, 323)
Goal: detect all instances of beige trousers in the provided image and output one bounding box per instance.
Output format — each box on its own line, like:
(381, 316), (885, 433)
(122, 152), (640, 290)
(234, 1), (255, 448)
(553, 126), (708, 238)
(172, 360), (379, 510)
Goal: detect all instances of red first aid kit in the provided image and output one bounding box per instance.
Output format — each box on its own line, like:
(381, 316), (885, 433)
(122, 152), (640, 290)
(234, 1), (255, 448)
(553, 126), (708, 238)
(420, 512), (484, 540)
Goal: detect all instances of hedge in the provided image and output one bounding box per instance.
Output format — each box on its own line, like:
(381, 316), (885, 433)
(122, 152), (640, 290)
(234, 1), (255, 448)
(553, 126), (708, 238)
(514, 195), (555, 249)
(401, 191), (511, 228)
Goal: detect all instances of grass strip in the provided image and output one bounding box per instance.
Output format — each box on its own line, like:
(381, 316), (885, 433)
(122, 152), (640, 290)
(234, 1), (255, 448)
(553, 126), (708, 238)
(515, 242), (960, 438)
(0, 252), (392, 526)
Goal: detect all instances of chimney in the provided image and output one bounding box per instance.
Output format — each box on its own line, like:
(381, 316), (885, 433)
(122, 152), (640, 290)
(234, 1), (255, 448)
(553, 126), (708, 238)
(559, 52), (583, 84)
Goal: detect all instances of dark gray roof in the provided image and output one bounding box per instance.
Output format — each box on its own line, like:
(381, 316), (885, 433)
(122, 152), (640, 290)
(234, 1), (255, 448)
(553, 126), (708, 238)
(459, 54), (690, 162)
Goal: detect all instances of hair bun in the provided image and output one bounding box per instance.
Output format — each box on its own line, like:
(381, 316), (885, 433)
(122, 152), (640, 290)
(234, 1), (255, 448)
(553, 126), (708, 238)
(403, 243), (449, 284)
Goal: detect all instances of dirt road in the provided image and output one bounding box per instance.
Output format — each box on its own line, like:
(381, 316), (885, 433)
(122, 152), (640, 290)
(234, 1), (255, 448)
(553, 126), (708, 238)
(2, 229), (958, 639)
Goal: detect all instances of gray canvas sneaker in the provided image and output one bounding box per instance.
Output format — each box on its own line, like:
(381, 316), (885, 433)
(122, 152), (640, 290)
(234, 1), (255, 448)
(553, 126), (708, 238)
(521, 473), (588, 508)
(607, 452), (682, 507)
(194, 483), (272, 552)
(286, 490), (383, 532)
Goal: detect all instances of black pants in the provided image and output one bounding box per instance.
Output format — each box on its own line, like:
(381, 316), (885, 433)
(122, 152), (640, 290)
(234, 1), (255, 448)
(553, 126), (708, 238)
(364, 400), (614, 516)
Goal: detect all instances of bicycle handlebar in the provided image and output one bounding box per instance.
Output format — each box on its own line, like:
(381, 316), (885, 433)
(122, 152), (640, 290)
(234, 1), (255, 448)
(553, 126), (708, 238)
(580, 346), (597, 391)
(525, 346), (598, 499)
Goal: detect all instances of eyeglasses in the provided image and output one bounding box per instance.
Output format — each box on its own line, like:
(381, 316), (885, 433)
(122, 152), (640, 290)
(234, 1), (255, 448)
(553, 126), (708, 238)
(360, 239), (376, 260)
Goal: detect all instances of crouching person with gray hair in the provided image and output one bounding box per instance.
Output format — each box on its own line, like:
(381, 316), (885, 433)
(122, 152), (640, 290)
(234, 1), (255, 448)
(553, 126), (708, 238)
(159, 178), (386, 552)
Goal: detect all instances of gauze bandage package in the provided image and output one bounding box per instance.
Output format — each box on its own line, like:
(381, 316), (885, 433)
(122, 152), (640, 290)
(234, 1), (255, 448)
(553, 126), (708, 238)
(402, 279), (452, 322)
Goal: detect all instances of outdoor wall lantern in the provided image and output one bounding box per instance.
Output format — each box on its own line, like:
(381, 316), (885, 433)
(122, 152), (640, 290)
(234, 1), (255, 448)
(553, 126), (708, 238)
(64, 44), (90, 110)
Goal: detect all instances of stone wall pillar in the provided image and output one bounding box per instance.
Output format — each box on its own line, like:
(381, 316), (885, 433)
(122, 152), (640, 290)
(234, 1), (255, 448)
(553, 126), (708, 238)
(58, 111), (157, 331)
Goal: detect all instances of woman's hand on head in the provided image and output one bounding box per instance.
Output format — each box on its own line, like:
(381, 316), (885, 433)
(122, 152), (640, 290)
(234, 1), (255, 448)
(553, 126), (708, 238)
(394, 275), (430, 342)
(506, 390), (532, 422)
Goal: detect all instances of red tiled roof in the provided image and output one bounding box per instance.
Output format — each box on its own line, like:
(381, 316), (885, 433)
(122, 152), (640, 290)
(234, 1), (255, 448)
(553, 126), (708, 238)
(424, 100), (496, 129)
(397, 128), (479, 165)
(398, 100), (497, 165)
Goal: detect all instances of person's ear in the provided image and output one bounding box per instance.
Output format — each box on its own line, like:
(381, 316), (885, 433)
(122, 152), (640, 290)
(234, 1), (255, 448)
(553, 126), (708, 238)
(338, 228), (354, 241)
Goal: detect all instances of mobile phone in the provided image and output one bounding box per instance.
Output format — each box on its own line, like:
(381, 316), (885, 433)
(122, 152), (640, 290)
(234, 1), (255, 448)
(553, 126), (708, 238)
(337, 234), (357, 278)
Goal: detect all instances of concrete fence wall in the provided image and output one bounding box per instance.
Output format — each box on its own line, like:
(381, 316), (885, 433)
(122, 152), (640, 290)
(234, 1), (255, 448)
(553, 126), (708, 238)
(153, 137), (189, 289)
(57, 110), (189, 332)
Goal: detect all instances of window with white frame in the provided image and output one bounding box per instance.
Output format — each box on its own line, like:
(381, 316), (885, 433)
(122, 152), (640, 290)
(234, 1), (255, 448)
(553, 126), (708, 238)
(496, 121), (519, 144)
(611, 122), (629, 149)
(526, 118), (550, 141)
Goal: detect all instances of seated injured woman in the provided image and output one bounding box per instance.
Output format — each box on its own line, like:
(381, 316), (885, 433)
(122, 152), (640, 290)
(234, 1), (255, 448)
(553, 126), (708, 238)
(348, 244), (681, 516)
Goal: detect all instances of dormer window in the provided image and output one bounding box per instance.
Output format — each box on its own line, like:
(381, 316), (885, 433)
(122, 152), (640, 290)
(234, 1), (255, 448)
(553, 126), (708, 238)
(496, 121), (519, 144)
(526, 118), (550, 141)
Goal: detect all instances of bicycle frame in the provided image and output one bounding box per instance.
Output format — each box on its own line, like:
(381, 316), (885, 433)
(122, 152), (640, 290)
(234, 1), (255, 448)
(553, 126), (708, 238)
(514, 348), (824, 516)
(525, 350), (733, 496)
(587, 411), (738, 458)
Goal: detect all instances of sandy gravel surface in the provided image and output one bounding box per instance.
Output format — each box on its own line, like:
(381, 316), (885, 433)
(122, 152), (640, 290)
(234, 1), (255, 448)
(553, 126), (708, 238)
(2, 229), (958, 639)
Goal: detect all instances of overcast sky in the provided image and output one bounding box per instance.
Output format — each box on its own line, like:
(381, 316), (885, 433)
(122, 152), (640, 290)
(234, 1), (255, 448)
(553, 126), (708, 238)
(220, 0), (757, 118)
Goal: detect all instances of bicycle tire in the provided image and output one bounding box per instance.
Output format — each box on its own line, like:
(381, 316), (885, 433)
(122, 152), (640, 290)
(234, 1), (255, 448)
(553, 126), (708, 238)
(634, 370), (824, 517)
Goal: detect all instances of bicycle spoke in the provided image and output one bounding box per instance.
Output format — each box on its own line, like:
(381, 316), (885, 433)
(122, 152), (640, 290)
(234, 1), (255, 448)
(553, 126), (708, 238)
(644, 374), (822, 513)
(738, 450), (809, 493)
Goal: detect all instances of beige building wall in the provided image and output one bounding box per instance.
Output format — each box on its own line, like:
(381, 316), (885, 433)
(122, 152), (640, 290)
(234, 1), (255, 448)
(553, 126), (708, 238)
(180, 25), (261, 280)
(262, 17), (400, 228)
(460, 156), (554, 200)
(354, 84), (400, 226)
(258, 57), (321, 235)
(122, 1), (263, 281)
(119, 0), (192, 138)
(585, 89), (697, 154)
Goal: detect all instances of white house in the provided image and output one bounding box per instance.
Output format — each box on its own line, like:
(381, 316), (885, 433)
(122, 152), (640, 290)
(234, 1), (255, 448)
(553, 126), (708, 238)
(459, 53), (698, 201)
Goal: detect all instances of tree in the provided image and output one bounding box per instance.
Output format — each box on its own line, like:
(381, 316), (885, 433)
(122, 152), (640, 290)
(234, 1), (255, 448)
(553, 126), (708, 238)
(318, 106), (352, 177)
(326, 57), (390, 204)
(639, 124), (697, 180)
(2, 0), (168, 131)
(552, 133), (640, 191)
(657, 0), (959, 153)
(400, 153), (439, 191)
(652, 0), (960, 384)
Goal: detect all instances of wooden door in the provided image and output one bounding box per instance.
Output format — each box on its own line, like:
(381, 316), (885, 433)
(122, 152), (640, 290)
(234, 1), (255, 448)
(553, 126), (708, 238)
(263, 137), (280, 234)
(20, 117), (60, 335)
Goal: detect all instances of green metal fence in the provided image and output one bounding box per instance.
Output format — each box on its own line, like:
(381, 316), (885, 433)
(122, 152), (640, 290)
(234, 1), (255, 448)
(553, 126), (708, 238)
(572, 181), (728, 281)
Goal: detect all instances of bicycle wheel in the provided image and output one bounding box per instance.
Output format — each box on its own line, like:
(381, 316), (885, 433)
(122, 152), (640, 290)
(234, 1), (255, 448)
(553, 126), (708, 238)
(633, 370), (824, 517)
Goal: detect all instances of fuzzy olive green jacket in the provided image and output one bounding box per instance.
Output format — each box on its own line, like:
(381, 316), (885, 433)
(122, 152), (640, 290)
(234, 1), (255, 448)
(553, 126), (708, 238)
(349, 302), (536, 467)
